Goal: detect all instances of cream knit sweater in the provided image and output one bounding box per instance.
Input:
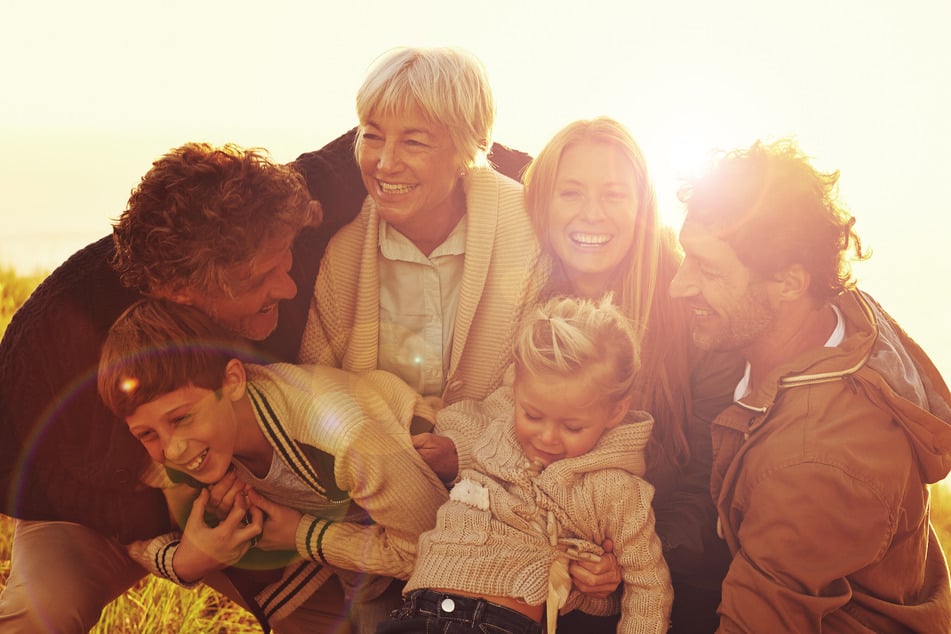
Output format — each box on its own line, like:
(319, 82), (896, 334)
(297, 167), (544, 404)
(407, 386), (673, 634)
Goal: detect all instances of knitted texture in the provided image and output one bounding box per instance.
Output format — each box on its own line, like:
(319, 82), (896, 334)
(407, 392), (673, 634)
(247, 363), (448, 579)
(297, 167), (544, 404)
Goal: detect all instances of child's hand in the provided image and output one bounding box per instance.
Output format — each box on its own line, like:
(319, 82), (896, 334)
(247, 488), (304, 551)
(204, 465), (250, 522)
(173, 488), (262, 583)
(412, 432), (459, 483)
(570, 538), (621, 599)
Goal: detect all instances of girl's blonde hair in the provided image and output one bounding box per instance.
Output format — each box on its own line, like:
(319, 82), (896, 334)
(523, 117), (693, 468)
(513, 295), (638, 407)
(355, 46), (495, 169)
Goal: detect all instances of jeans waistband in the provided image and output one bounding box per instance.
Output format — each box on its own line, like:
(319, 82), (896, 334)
(400, 589), (542, 634)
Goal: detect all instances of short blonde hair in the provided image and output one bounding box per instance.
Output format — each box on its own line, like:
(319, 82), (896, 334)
(355, 46), (495, 168)
(513, 295), (639, 406)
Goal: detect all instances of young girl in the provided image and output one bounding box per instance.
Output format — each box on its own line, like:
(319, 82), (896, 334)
(382, 295), (672, 634)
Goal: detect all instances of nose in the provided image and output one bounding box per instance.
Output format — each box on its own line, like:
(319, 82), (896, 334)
(669, 262), (697, 299)
(164, 434), (188, 463)
(579, 198), (607, 222)
(269, 250), (297, 302)
(272, 268), (297, 302)
(377, 141), (402, 173)
(539, 421), (560, 446)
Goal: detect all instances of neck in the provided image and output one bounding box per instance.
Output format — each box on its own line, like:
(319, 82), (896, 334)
(405, 181), (466, 257)
(746, 301), (837, 390)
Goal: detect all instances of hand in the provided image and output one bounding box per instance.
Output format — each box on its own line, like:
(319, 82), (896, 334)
(570, 538), (621, 599)
(412, 432), (458, 483)
(247, 488), (304, 551)
(173, 488), (262, 583)
(204, 465), (251, 523)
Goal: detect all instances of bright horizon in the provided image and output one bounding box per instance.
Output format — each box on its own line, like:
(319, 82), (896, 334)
(2, 0), (949, 377)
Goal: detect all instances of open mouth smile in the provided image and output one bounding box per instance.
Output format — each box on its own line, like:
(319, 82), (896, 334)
(569, 232), (612, 247)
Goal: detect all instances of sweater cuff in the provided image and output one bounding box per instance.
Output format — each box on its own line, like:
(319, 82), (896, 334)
(133, 532), (200, 588)
(296, 514), (335, 564)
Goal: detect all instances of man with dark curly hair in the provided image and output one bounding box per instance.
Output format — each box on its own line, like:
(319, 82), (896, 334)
(670, 139), (951, 632)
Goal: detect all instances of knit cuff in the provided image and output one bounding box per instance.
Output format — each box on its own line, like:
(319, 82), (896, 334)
(133, 532), (200, 588)
(296, 514), (335, 565)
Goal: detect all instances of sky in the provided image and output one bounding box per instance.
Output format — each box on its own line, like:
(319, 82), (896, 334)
(1, 0), (949, 376)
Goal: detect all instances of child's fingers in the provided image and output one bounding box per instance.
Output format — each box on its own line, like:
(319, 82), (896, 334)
(246, 489), (277, 515)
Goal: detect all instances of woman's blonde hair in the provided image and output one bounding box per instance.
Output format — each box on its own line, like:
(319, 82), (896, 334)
(355, 46), (495, 169)
(523, 117), (693, 468)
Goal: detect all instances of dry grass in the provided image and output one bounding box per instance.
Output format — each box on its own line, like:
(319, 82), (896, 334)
(0, 515), (262, 633)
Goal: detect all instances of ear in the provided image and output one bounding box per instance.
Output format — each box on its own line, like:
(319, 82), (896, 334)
(605, 395), (633, 430)
(774, 263), (811, 302)
(220, 358), (248, 402)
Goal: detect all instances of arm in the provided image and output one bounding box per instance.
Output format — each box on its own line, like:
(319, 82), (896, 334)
(717, 462), (891, 633)
(606, 476), (673, 634)
(431, 382), (516, 483)
(293, 416), (448, 579)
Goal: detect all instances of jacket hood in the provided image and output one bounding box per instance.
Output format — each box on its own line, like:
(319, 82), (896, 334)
(748, 290), (951, 483)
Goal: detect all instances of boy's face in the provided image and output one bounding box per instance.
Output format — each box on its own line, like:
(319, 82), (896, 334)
(125, 383), (239, 485)
(513, 365), (627, 468)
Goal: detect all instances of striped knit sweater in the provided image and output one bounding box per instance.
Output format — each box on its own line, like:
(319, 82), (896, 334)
(408, 387), (673, 634)
(136, 362), (448, 623)
(298, 167), (544, 405)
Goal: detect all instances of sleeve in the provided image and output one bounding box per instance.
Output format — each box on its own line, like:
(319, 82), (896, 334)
(434, 382), (515, 482)
(126, 532), (199, 588)
(294, 411), (448, 578)
(717, 462), (892, 633)
(601, 474), (673, 634)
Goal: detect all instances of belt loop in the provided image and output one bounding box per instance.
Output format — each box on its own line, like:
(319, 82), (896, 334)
(473, 598), (485, 623)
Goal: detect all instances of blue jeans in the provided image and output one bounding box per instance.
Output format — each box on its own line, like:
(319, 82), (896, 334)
(377, 589), (542, 634)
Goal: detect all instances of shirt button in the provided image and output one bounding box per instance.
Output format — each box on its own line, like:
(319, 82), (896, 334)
(440, 597), (456, 613)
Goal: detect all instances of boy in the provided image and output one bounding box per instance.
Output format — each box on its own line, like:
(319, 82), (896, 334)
(98, 298), (448, 633)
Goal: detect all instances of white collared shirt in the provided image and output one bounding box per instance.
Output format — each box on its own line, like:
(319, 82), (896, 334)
(377, 216), (467, 396)
(734, 304), (846, 401)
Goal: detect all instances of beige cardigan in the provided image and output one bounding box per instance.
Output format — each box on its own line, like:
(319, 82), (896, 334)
(299, 167), (542, 404)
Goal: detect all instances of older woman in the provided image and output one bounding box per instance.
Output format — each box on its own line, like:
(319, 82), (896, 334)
(523, 117), (743, 634)
(299, 47), (539, 406)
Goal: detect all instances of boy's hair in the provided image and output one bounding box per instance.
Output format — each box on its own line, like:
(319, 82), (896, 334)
(112, 142), (318, 298)
(98, 299), (251, 419)
(678, 138), (867, 302)
(355, 46), (495, 168)
(513, 295), (639, 406)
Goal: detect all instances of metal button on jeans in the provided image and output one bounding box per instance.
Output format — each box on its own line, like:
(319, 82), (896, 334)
(440, 597), (456, 613)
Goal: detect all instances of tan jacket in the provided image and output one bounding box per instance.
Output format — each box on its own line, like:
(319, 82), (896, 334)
(712, 290), (951, 632)
(298, 167), (542, 404)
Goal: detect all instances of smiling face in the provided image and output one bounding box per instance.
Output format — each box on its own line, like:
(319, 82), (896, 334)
(670, 220), (776, 351)
(356, 106), (465, 252)
(175, 237), (296, 341)
(125, 382), (240, 485)
(547, 141), (639, 297)
(513, 364), (628, 467)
